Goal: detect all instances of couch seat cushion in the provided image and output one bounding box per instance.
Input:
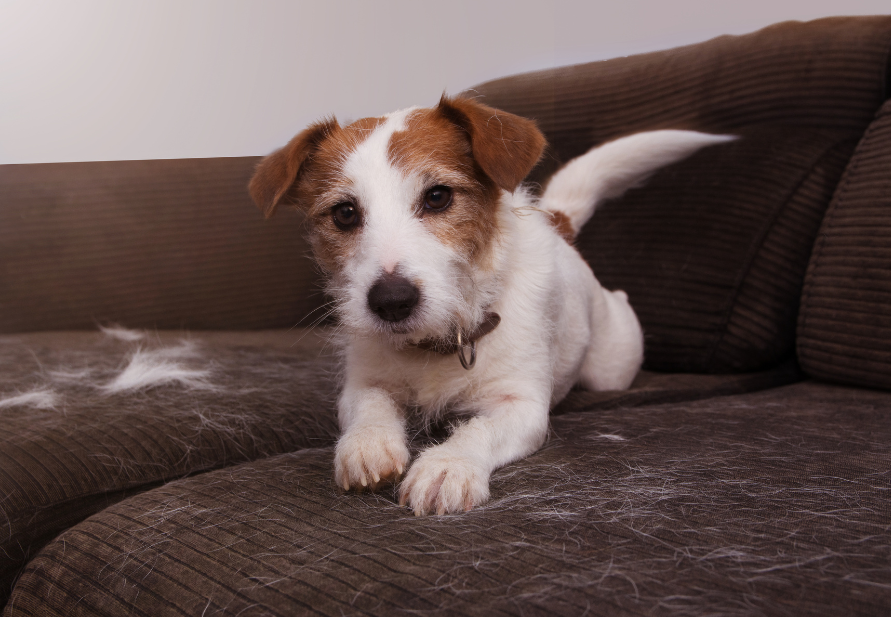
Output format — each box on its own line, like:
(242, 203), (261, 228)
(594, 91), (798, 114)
(7, 382), (890, 616)
(0, 329), (798, 607)
(0, 329), (341, 606)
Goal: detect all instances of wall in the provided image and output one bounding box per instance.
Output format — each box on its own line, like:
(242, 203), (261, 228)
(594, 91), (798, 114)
(1, 0), (888, 164)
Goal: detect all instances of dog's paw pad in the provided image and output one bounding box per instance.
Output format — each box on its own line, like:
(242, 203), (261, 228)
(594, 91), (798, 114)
(398, 449), (489, 516)
(334, 425), (410, 492)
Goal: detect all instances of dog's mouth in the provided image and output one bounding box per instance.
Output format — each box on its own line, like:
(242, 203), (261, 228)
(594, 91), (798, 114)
(364, 303), (456, 349)
(372, 311), (439, 342)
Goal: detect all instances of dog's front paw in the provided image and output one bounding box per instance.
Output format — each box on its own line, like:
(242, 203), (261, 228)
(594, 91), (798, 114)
(398, 448), (489, 516)
(334, 425), (410, 492)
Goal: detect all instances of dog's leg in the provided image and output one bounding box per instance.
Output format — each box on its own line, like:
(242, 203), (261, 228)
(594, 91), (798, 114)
(334, 384), (411, 491)
(578, 287), (644, 391)
(399, 387), (549, 515)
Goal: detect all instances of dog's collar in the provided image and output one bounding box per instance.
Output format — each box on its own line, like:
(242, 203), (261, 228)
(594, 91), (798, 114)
(414, 312), (501, 369)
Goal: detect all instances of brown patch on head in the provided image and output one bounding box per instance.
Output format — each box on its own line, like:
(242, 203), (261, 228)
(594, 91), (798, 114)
(248, 118), (338, 218)
(547, 210), (576, 244)
(249, 115), (391, 273)
(296, 116), (391, 273)
(387, 107), (503, 265)
(436, 95), (546, 193)
(386, 97), (547, 265)
(249, 97), (546, 276)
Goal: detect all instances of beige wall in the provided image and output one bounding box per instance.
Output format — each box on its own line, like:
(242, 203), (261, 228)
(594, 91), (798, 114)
(1, 0), (888, 164)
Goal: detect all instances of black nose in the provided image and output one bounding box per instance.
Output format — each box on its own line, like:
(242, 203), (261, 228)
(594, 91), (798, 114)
(367, 273), (420, 322)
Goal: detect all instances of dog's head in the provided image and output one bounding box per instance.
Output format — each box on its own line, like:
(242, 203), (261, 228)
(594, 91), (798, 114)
(249, 96), (545, 345)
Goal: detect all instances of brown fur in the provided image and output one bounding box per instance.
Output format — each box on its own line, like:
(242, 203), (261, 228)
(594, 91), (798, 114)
(547, 210), (575, 243)
(249, 116), (387, 272)
(388, 107), (503, 265)
(248, 97), (547, 274)
(296, 117), (386, 272)
(248, 119), (338, 218)
(435, 95), (546, 193)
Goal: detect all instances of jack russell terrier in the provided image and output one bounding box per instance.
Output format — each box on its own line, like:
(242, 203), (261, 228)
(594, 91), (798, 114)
(250, 96), (732, 515)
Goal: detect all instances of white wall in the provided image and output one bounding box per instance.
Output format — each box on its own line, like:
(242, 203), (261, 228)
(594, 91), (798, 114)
(1, 0), (888, 165)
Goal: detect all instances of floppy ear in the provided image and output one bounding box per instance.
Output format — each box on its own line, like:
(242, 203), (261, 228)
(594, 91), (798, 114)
(249, 118), (338, 218)
(437, 95), (546, 192)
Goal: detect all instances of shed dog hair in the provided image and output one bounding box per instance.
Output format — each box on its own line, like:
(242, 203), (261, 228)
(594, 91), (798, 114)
(250, 96), (733, 515)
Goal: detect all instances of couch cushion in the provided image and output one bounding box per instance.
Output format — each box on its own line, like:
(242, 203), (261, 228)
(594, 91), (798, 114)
(7, 381), (890, 616)
(469, 16), (891, 188)
(469, 17), (891, 374)
(0, 329), (341, 606)
(577, 126), (857, 372)
(0, 157), (325, 333)
(798, 100), (891, 391)
(0, 328), (798, 608)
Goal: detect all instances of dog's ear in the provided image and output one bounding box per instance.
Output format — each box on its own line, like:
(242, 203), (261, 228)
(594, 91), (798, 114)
(249, 118), (338, 218)
(437, 95), (546, 192)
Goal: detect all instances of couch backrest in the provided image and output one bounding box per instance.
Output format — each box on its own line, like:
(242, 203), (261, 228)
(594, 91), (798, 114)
(2, 15), (890, 367)
(0, 158), (322, 332)
(471, 16), (891, 188)
(471, 16), (891, 374)
(798, 98), (891, 391)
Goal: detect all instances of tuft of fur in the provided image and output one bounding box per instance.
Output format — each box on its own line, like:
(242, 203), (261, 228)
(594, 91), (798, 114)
(99, 324), (147, 342)
(102, 341), (215, 394)
(0, 388), (58, 410)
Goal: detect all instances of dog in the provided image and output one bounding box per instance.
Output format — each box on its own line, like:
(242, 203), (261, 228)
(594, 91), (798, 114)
(249, 96), (732, 515)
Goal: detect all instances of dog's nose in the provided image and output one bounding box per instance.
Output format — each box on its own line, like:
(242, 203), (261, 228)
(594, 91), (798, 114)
(367, 273), (420, 322)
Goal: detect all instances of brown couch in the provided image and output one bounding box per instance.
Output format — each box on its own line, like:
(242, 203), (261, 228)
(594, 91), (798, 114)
(2, 16), (890, 616)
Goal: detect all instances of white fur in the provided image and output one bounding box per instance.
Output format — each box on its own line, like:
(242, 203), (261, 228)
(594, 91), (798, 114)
(539, 130), (737, 233)
(102, 341), (213, 394)
(99, 324), (147, 342)
(328, 125), (730, 515)
(0, 389), (58, 410)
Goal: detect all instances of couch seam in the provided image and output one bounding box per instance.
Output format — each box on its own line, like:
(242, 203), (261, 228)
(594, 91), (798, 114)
(704, 132), (854, 370)
(796, 107), (888, 368)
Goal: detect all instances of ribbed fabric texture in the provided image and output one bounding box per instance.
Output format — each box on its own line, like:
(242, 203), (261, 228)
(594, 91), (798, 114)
(0, 331), (794, 608)
(468, 15), (891, 373)
(0, 158), (325, 333)
(6, 382), (891, 616)
(0, 331), (340, 607)
(799, 100), (891, 390)
(469, 16), (891, 190)
(577, 126), (857, 373)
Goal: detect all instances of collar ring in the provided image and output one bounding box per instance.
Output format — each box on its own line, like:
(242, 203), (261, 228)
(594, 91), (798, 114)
(456, 330), (476, 370)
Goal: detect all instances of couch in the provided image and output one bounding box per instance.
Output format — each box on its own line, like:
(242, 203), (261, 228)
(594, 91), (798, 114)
(1, 15), (890, 616)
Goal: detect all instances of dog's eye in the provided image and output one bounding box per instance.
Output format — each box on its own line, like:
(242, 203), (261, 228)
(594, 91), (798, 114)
(332, 202), (359, 229)
(424, 186), (452, 212)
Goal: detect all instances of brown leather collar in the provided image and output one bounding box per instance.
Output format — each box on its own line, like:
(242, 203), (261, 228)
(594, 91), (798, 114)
(414, 312), (501, 355)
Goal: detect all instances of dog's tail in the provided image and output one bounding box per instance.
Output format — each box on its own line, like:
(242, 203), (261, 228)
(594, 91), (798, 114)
(538, 130), (736, 237)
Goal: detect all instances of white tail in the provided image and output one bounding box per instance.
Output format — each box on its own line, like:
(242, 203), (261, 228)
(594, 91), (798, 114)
(539, 130), (736, 235)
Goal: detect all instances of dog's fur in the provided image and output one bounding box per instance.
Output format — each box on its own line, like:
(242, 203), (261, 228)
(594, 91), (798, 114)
(250, 96), (732, 515)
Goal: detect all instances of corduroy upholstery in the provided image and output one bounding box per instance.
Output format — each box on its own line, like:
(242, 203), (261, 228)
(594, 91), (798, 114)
(0, 330), (340, 606)
(2, 15), (891, 617)
(0, 330), (798, 606)
(0, 158), (322, 333)
(798, 99), (891, 391)
(470, 16), (891, 373)
(470, 16), (891, 188)
(6, 382), (891, 617)
(578, 126), (857, 372)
